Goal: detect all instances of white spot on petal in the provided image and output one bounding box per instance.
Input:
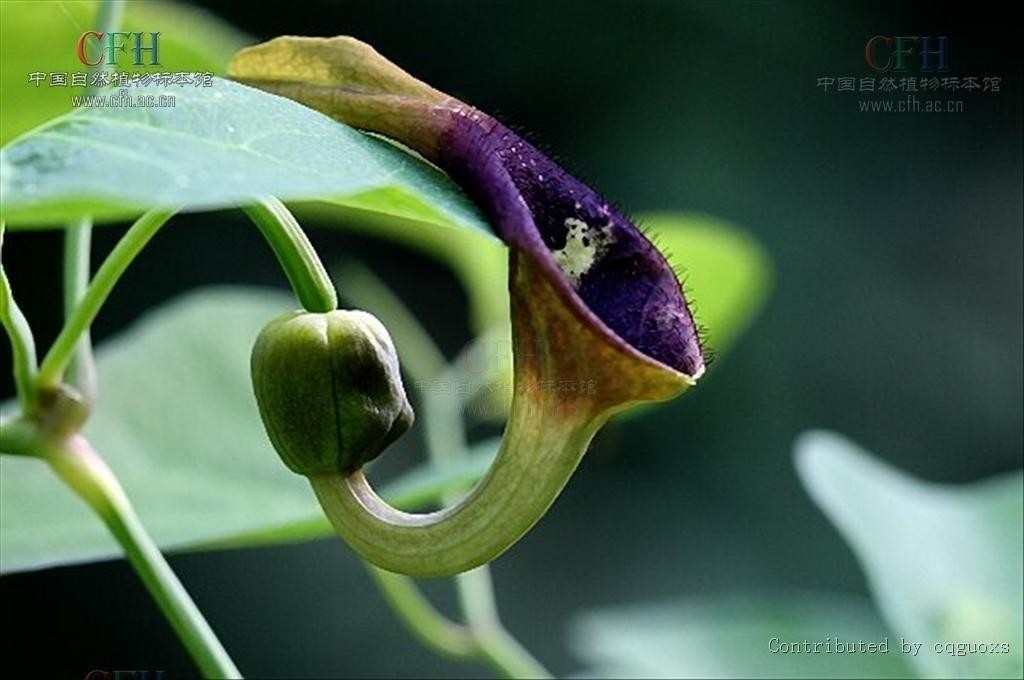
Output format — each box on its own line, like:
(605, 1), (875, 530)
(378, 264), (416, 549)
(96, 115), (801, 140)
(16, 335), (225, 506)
(553, 218), (615, 287)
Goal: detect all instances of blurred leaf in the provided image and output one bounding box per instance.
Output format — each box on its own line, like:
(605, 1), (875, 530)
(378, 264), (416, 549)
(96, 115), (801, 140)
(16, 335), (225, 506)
(0, 78), (488, 235)
(0, 287), (498, 573)
(569, 592), (912, 678)
(639, 211), (772, 355)
(0, 0), (249, 145)
(795, 431), (1024, 679)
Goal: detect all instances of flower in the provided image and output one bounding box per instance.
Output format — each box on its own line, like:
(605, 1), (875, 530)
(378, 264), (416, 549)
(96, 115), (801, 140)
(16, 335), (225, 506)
(233, 37), (705, 576)
(230, 37), (704, 382)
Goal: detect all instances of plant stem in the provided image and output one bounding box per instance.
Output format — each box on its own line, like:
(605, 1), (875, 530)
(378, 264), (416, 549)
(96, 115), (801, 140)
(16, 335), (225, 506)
(61, 0), (125, 403)
(475, 627), (552, 680)
(47, 435), (240, 679)
(242, 198), (337, 313)
(0, 224), (39, 414)
(0, 417), (39, 457)
(364, 565), (476, 659)
(88, 1), (126, 97)
(455, 565), (500, 628)
(455, 566), (550, 679)
(422, 357), (552, 677)
(430, 348), (549, 678)
(63, 218), (98, 404)
(338, 262), (551, 678)
(43, 5), (236, 673)
(43, 198), (340, 392)
(39, 209), (176, 389)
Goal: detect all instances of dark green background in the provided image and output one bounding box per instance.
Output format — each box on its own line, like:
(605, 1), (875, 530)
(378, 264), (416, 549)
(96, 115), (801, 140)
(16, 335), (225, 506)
(2, 1), (1021, 677)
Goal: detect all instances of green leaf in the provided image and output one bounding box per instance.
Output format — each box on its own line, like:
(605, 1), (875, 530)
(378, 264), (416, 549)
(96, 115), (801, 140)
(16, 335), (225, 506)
(0, 0), (249, 145)
(0, 77), (489, 236)
(0, 287), (498, 573)
(795, 431), (1024, 679)
(569, 592), (912, 678)
(639, 211), (772, 355)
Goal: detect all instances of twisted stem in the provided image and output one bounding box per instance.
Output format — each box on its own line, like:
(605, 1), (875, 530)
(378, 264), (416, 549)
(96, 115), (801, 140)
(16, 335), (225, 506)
(337, 261), (551, 677)
(0, 224), (39, 414)
(365, 565), (476, 658)
(312, 395), (597, 564)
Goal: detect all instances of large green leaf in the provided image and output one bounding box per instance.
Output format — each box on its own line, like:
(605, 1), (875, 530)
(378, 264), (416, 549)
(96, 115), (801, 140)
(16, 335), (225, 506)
(0, 0), (249, 145)
(0, 287), (497, 573)
(569, 592), (912, 678)
(796, 431), (1024, 679)
(0, 77), (489, 235)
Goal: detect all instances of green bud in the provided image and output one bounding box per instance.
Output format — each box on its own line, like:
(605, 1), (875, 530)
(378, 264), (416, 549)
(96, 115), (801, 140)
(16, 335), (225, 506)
(251, 309), (414, 476)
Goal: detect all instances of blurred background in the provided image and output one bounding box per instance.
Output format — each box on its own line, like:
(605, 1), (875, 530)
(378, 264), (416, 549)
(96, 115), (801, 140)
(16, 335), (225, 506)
(1, 1), (1021, 677)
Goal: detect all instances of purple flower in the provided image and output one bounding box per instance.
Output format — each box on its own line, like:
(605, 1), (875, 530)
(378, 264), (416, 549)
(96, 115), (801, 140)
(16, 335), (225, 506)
(439, 111), (704, 377)
(230, 36), (704, 382)
(232, 37), (706, 576)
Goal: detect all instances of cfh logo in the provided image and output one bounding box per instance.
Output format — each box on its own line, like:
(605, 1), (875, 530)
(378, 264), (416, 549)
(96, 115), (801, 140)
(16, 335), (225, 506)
(76, 32), (161, 66)
(83, 670), (166, 680)
(865, 36), (949, 73)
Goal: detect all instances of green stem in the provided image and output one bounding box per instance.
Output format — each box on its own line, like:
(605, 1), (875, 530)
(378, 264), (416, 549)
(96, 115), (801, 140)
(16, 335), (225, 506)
(242, 198), (337, 313)
(61, 0), (125, 403)
(63, 218), (98, 404)
(333, 262), (551, 677)
(47, 435), (240, 679)
(311, 381), (601, 577)
(364, 565), (476, 659)
(427, 330), (511, 461)
(425, 346), (549, 679)
(455, 566), (550, 679)
(0, 225), (39, 414)
(0, 417), (39, 457)
(41, 199), (336, 391)
(455, 565), (499, 626)
(38, 209), (176, 389)
(87, 0), (125, 99)
(476, 628), (552, 680)
(431, 365), (550, 679)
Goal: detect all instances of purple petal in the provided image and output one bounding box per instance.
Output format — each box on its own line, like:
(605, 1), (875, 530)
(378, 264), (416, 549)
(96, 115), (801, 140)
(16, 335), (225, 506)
(438, 110), (704, 377)
(228, 36), (704, 378)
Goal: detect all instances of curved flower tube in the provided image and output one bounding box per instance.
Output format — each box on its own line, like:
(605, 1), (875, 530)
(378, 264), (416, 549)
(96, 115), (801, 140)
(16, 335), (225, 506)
(232, 37), (705, 577)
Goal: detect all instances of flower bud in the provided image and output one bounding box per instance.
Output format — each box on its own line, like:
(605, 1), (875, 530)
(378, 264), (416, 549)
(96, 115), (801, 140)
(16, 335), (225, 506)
(251, 309), (414, 476)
